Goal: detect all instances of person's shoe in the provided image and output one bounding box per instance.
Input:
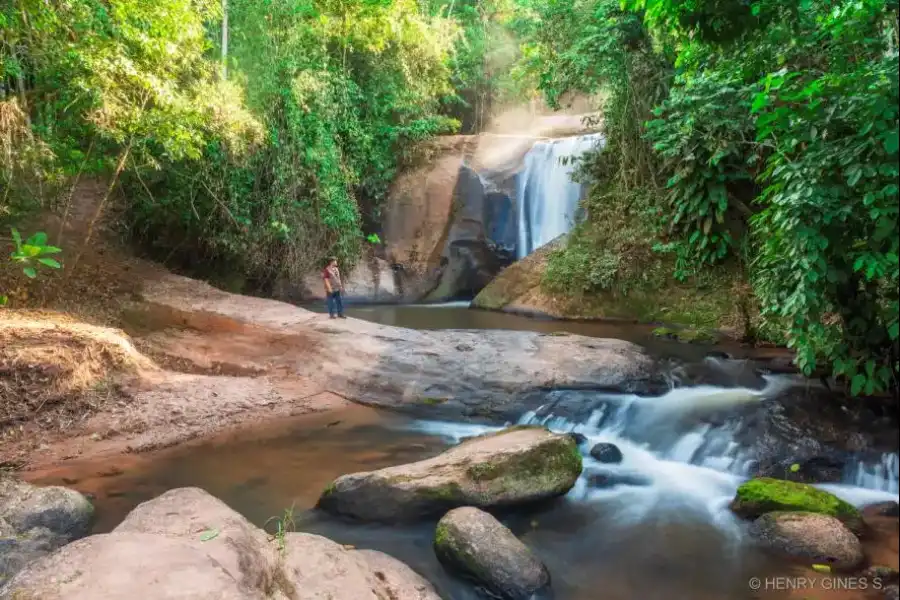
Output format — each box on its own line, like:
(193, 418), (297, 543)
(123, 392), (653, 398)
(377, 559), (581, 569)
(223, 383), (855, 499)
(329, 315), (336, 319)
(338, 315), (347, 319)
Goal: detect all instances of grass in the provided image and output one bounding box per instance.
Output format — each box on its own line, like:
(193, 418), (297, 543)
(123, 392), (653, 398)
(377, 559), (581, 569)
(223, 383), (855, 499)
(264, 504), (298, 555)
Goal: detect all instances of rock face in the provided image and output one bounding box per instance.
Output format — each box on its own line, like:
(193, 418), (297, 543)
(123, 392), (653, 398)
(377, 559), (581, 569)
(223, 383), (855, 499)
(421, 166), (517, 301)
(729, 477), (864, 534)
(0, 477), (93, 585)
(318, 426), (582, 523)
(738, 385), (899, 487)
(382, 136), (518, 302)
(434, 507), (550, 600)
(383, 135), (474, 300)
(1, 487), (440, 600)
(748, 511), (864, 570)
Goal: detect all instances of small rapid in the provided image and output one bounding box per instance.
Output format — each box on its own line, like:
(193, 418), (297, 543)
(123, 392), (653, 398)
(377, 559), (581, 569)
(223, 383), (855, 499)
(398, 375), (899, 532)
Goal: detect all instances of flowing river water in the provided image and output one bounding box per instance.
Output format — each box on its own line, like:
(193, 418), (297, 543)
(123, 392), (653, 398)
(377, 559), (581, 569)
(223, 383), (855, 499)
(26, 305), (900, 600)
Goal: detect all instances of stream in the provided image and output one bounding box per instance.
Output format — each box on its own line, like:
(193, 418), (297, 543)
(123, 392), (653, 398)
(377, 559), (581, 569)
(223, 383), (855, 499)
(27, 305), (900, 600)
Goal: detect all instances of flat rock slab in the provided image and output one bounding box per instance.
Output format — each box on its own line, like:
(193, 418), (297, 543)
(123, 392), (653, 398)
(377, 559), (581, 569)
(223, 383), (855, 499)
(139, 274), (667, 422)
(435, 506), (550, 600)
(318, 426), (582, 522)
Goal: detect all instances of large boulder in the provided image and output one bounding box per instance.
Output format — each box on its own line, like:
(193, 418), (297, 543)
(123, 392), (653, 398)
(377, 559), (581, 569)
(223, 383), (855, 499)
(1, 532), (254, 600)
(729, 477), (864, 534)
(434, 507), (550, 600)
(748, 511), (865, 570)
(1, 487), (440, 600)
(113, 487), (277, 593)
(318, 426), (582, 523)
(0, 477), (93, 585)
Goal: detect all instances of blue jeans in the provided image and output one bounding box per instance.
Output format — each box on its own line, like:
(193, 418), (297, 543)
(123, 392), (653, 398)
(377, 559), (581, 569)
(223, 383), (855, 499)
(326, 291), (344, 317)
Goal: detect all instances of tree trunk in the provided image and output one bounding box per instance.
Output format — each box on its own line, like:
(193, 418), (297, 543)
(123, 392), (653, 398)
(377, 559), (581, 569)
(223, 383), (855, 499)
(221, 0), (229, 80)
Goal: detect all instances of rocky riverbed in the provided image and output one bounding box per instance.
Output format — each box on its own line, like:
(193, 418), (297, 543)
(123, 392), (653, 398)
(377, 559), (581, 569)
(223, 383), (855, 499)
(2, 425), (898, 599)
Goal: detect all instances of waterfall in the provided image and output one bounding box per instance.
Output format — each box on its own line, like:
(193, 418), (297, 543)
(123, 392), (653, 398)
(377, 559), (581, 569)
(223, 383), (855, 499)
(516, 133), (604, 259)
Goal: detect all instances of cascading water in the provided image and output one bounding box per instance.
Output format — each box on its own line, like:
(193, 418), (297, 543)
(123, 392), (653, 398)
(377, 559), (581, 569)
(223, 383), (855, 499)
(516, 133), (604, 258)
(400, 374), (899, 531)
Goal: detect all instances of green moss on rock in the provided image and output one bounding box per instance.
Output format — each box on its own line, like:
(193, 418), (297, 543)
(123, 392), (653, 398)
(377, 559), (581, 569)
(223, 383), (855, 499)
(420, 396), (449, 405)
(731, 478), (863, 533)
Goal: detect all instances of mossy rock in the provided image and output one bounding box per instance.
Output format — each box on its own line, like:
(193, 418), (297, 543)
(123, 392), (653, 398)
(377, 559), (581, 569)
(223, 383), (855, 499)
(434, 507), (550, 600)
(316, 427), (582, 523)
(730, 478), (864, 534)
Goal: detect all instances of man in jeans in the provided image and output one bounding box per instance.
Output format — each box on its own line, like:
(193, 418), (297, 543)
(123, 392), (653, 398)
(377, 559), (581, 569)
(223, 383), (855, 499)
(322, 257), (346, 319)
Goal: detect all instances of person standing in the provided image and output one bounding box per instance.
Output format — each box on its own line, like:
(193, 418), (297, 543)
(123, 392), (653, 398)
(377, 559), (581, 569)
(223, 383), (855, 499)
(323, 257), (346, 319)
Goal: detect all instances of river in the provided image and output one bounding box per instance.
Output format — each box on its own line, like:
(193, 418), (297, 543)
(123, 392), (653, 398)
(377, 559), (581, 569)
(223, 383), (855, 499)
(26, 304), (900, 600)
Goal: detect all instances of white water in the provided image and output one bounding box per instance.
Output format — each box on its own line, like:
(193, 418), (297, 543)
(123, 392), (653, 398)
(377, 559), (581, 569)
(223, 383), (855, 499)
(397, 378), (899, 530)
(516, 134), (604, 258)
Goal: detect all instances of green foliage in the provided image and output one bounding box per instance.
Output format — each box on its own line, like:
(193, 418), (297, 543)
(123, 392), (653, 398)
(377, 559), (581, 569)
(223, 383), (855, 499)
(3, 0), (476, 291)
(517, 0), (899, 395)
(2, 228), (61, 306)
(124, 0), (461, 285)
(8, 228), (62, 279)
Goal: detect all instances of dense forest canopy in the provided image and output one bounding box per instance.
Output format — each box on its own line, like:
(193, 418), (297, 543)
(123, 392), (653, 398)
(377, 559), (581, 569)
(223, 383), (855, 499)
(1, 0), (898, 396)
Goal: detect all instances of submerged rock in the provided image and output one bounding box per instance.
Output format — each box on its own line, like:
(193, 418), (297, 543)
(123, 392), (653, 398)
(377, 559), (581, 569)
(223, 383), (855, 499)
(318, 426), (582, 523)
(1, 487), (439, 600)
(434, 507), (550, 600)
(589, 442), (623, 464)
(729, 477), (863, 534)
(568, 432), (588, 447)
(585, 471), (651, 489)
(0, 477), (93, 585)
(748, 511), (864, 570)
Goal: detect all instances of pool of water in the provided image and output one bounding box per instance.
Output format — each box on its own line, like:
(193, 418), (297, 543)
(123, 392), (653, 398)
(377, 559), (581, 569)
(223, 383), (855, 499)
(303, 301), (792, 366)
